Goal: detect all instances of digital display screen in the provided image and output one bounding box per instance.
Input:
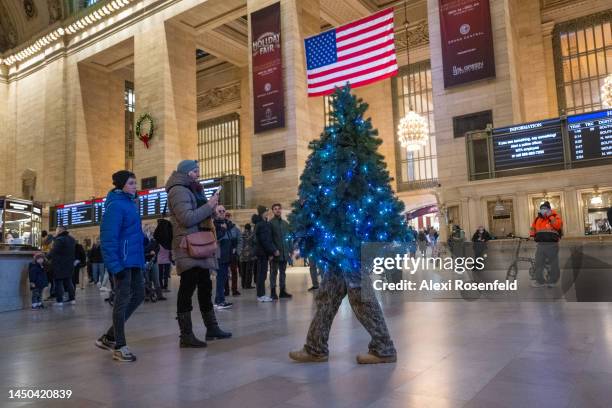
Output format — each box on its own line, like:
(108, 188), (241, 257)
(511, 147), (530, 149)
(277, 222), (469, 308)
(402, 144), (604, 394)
(54, 201), (94, 227)
(200, 178), (222, 199)
(94, 197), (106, 223)
(567, 109), (612, 162)
(5, 200), (33, 213)
(493, 118), (564, 172)
(138, 188), (168, 219)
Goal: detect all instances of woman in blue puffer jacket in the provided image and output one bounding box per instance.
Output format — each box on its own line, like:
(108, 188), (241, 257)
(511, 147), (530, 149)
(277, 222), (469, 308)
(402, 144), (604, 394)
(95, 170), (145, 363)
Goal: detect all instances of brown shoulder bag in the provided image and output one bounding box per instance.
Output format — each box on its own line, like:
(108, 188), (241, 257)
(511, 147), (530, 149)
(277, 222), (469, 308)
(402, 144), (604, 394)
(180, 218), (217, 259)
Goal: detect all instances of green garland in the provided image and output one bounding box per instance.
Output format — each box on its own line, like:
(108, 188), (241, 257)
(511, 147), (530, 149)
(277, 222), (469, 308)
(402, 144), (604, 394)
(136, 113), (154, 148)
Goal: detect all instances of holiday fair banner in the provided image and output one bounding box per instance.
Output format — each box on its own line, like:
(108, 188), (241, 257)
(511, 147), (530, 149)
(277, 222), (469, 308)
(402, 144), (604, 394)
(438, 0), (496, 88)
(251, 2), (285, 133)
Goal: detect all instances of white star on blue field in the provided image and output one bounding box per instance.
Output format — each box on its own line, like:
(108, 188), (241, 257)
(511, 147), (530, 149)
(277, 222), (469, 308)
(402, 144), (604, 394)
(305, 30), (338, 70)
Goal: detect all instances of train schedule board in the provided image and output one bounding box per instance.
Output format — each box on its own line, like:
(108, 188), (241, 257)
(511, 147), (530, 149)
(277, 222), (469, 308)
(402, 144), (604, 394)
(199, 178), (222, 199)
(93, 197), (106, 223)
(492, 118), (564, 172)
(567, 108), (612, 162)
(53, 200), (94, 228)
(138, 188), (168, 219)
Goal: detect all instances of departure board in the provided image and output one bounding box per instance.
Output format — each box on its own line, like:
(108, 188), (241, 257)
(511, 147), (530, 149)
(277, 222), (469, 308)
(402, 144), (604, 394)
(199, 178), (222, 199)
(493, 118), (564, 172)
(54, 201), (94, 227)
(567, 108), (612, 162)
(93, 197), (106, 223)
(138, 188), (168, 218)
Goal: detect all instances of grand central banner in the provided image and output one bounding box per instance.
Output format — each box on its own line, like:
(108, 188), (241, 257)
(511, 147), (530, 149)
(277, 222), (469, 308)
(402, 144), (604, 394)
(251, 2), (285, 133)
(439, 0), (496, 88)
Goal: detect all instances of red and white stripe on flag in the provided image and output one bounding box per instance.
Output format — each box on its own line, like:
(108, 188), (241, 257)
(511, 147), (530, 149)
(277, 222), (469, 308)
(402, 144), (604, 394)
(304, 8), (398, 97)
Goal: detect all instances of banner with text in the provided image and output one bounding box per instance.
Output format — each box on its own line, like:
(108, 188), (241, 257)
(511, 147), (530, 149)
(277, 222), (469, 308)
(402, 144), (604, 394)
(251, 2), (285, 133)
(439, 0), (495, 88)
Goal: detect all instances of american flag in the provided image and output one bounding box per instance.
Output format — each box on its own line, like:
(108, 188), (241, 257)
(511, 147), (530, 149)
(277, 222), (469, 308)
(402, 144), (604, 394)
(304, 8), (398, 97)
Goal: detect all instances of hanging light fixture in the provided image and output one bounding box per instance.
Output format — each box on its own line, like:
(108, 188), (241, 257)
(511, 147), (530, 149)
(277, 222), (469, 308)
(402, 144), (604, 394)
(494, 197), (507, 215)
(602, 74), (612, 108)
(397, 1), (429, 152)
(591, 186), (603, 206)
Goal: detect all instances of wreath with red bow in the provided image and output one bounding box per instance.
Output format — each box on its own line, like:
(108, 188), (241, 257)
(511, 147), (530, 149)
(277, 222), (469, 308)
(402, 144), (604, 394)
(136, 113), (155, 149)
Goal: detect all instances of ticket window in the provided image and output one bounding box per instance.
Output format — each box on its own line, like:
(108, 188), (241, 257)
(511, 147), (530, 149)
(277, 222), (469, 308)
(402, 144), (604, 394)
(581, 190), (612, 235)
(487, 199), (514, 238)
(0, 199), (42, 249)
(531, 195), (562, 219)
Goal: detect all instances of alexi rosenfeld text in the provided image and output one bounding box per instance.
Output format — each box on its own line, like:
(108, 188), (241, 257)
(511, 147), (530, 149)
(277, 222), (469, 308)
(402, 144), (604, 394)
(370, 255), (518, 292)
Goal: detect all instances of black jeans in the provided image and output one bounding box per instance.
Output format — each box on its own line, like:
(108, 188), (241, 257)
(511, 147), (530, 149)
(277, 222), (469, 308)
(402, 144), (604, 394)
(270, 259), (287, 290)
(534, 243), (560, 284)
(256, 256), (269, 297)
(177, 267), (214, 314)
(55, 277), (75, 303)
(159, 263), (171, 289)
(240, 260), (255, 288)
(104, 268), (144, 348)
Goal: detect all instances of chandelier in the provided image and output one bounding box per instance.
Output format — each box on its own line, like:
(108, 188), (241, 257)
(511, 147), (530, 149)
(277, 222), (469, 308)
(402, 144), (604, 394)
(398, 112), (429, 151)
(602, 74), (612, 108)
(397, 1), (429, 152)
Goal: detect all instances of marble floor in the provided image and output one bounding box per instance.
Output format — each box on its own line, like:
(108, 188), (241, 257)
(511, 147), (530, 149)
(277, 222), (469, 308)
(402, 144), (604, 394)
(1, 267), (612, 408)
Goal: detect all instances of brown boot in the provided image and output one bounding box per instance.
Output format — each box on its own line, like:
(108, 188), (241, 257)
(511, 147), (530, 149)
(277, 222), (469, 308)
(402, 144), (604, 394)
(289, 348), (328, 363)
(356, 351), (397, 364)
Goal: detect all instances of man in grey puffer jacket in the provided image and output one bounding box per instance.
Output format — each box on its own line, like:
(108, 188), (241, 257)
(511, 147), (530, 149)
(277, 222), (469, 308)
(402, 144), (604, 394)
(166, 160), (231, 348)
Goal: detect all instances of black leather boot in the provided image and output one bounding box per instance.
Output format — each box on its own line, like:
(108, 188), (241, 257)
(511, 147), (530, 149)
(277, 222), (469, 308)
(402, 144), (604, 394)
(176, 312), (207, 348)
(271, 288), (278, 300)
(201, 309), (232, 340)
(279, 288), (293, 298)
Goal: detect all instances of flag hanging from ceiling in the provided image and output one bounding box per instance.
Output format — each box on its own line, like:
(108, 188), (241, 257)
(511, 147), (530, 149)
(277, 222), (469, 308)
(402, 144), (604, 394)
(304, 8), (398, 97)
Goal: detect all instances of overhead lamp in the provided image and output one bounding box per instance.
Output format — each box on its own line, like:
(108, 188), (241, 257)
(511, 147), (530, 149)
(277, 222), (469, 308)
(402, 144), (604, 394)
(591, 195), (603, 205)
(396, 1), (429, 152)
(494, 197), (507, 215)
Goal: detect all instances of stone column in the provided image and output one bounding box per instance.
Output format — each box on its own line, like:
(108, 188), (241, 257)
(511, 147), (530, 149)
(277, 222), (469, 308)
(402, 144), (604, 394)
(239, 66), (253, 189)
(562, 187), (582, 237)
(247, 0), (322, 208)
(0, 66), (10, 195)
(42, 57), (69, 203)
(134, 21), (197, 186)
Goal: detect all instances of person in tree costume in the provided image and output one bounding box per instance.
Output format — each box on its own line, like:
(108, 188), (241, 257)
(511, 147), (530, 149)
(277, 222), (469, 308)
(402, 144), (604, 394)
(288, 85), (412, 364)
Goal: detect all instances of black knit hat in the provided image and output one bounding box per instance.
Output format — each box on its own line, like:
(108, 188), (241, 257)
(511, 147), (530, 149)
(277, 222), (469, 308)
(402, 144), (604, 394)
(257, 205), (268, 216)
(112, 170), (135, 189)
(540, 201), (551, 210)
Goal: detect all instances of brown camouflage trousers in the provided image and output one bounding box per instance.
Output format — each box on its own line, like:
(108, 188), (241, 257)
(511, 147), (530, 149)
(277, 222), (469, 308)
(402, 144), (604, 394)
(304, 273), (396, 357)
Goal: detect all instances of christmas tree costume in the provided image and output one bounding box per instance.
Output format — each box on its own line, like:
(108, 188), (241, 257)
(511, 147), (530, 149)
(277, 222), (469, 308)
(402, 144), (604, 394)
(289, 85), (412, 364)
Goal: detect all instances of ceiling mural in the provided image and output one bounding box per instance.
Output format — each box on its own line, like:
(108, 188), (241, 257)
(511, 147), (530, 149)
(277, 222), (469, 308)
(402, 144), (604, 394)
(0, 0), (66, 53)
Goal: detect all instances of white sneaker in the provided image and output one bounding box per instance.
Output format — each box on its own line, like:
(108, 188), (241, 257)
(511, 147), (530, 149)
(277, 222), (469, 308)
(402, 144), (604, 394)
(53, 302), (64, 307)
(113, 346), (137, 362)
(257, 296), (273, 302)
(97, 282), (102, 288)
(100, 287), (110, 292)
(70, 300), (76, 305)
(530, 281), (545, 288)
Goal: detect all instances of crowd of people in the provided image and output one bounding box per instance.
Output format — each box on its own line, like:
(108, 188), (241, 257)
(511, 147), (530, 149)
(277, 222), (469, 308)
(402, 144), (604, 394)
(28, 162), (308, 361)
(27, 162), (565, 363)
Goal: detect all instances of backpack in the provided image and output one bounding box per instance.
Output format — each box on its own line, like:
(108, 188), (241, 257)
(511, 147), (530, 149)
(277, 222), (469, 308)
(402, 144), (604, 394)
(154, 187), (175, 250)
